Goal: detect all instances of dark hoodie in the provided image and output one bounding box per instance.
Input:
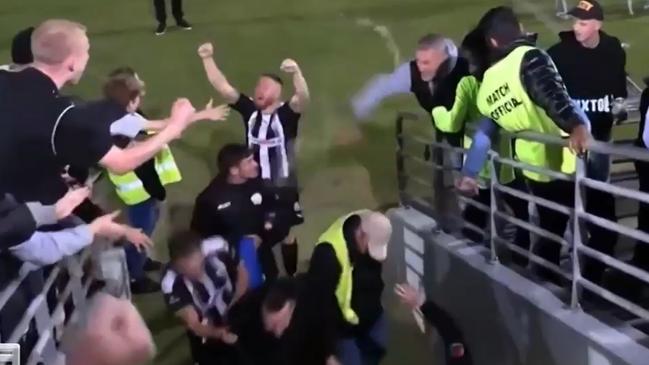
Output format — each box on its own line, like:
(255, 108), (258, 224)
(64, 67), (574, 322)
(548, 31), (627, 141)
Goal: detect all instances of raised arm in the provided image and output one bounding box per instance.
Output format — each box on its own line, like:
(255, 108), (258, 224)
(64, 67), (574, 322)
(198, 42), (240, 104)
(350, 61), (412, 120)
(100, 99), (195, 174)
(280, 59), (310, 113)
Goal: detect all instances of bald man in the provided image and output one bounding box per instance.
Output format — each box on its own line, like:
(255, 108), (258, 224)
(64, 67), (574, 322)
(0, 19), (204, 205)
(62, 293), (155, 365)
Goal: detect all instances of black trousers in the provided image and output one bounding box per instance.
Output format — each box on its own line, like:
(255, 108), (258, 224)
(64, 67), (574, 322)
(154, 0), (184, 24)
(582, 186), (619, 285)
(618, 160), (649, 300)
(527, 179), (573, 283)
(462, 179), (531, 266)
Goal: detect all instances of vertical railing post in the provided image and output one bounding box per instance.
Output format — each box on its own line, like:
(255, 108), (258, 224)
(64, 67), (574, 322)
(395, 115), (406, 196)
(570, 155), (587, 309)
(488, 152), (499, 264)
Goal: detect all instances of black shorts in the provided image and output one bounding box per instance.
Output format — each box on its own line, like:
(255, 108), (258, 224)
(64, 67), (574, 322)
(272, 186), (304, 227)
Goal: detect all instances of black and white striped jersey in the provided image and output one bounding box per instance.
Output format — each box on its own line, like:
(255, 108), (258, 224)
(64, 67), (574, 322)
(231, 94), (300, 186)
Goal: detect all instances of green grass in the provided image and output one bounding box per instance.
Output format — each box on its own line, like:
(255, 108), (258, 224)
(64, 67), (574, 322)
(1, 0), (648, 364)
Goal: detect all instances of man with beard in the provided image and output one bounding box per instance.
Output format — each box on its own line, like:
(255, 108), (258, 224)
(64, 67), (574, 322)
(198, 42), (310, 278)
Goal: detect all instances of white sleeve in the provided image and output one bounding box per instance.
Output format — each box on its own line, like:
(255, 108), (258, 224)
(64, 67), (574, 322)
(350, 62), (412, 120)
(10, 226), (94, 267)
(109, 113), (148, 138)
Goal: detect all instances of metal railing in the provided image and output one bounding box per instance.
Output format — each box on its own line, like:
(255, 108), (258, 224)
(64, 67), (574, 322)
(0, 244), (131, 365)
(395, 111), (649, 326)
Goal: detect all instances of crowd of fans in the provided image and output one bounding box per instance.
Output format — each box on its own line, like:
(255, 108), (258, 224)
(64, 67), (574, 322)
(2, 1), (649, 365)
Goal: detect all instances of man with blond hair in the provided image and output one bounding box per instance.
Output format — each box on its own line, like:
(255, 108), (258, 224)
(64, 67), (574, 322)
(0, 19), (203, 205)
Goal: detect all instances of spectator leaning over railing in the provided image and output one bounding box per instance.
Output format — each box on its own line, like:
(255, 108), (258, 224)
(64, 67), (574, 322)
(457, 6), (592, 284)
(0, 19), (199, 207)
(547, 0), (626, 287)
(434, 25), (531, 265)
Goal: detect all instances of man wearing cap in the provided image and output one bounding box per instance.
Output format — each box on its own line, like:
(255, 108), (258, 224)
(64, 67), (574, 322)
(548, 0), (626, 286)
(307, 210), (392, 365)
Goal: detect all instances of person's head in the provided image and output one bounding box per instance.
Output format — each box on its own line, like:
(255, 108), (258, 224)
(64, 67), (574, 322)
(345, 211), (393, 262)
(568, 1), (604, 45)
(168, 230), (205, 281)
(415, 34), (454, 81)
(103, 69), (146, 113)
(461, 26), (489, 76)
(63, 293), (155, 365)
(479, 6), (524, 50)
(217, 143), (259, 181)
(262, 278), (298, 338)
(11, 26), (35, 66)
(253, 73), (283, 109)
(31, 19), (89, 86)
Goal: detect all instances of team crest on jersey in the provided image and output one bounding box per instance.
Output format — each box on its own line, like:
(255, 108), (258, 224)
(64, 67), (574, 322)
(251, 192), (263, 205)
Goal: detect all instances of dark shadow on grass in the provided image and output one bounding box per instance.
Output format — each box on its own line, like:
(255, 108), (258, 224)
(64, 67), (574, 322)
(153, 330), (188, 362)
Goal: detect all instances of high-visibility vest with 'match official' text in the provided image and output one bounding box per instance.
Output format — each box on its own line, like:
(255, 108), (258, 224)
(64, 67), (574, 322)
(476, 45), (576, 182)
(108, 145), (182, 206)
(316, 209), (370, 325)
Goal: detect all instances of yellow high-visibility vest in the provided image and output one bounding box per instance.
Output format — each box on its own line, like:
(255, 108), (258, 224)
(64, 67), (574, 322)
(316, 210), (370, 325)
(108, 145), (182, 205)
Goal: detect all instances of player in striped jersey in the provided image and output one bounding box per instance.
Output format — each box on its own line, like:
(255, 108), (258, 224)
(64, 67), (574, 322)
(198, 42), (310, 277)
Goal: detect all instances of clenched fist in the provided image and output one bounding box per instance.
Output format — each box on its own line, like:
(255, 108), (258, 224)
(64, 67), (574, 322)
(280, 58), (300, 74)
(198, 42), (214, 59)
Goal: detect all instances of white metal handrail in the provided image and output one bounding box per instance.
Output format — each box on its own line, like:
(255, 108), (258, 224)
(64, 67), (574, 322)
(395, 110), (649, 324)
(0, 244), (131, 365)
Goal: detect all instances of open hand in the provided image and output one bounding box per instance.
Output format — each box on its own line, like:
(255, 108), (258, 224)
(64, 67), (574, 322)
(55, 187), (91, 220)
(168, 98), (197, 133)
(198, 43), (214, 59)
(280, 58), (300, 74)
(394, 283), (425, 310)
(199, 99), (230, 121)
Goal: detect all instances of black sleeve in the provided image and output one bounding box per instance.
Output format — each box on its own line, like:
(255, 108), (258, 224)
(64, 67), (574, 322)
(161, 271), (194, 313)
(520, 48), (587, 133)
(53, 105), (115, 168)
(229, 93), (257, 122)
(614, 45), (628, 99)
(420, 301), (465, 344)
(0, 196), (36, 250)
(277, 103), (301, 139)
(306, 243), (342, 298)
(190, 192), (232, 240)
(133, 159), (166, 201)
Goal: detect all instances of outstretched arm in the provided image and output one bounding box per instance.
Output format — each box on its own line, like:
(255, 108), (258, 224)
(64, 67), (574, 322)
(198, 42), (240, 104)
(281, 59), (310, 113)
(350, 62), (412, 120)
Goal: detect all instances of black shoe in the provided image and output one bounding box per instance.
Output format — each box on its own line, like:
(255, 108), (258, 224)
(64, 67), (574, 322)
(144, 258), (164, 272)
(131, 277), (160, 295)
(176, 19), (192, 30)
(155, 23), (166, 36)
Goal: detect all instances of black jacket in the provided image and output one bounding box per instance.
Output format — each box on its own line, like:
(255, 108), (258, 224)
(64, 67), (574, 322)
(0, 195), (36, 251)
(548, 31), (627, 140)
(493, 38), (589, 133)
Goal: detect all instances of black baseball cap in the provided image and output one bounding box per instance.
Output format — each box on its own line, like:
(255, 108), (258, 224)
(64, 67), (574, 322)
(568, 0), (604, 21)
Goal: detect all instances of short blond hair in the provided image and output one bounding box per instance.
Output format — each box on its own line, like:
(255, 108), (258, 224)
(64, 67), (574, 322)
(31, 19), (87, 65)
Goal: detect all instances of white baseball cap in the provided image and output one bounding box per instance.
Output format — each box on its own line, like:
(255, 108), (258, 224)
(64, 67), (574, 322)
(359, 211), (392, 262)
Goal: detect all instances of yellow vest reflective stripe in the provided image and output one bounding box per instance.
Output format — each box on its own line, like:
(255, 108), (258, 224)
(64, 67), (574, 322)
(316, 209), (369, 325)
(108, 145), (182, 206)
(476, 45), (575, 182)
